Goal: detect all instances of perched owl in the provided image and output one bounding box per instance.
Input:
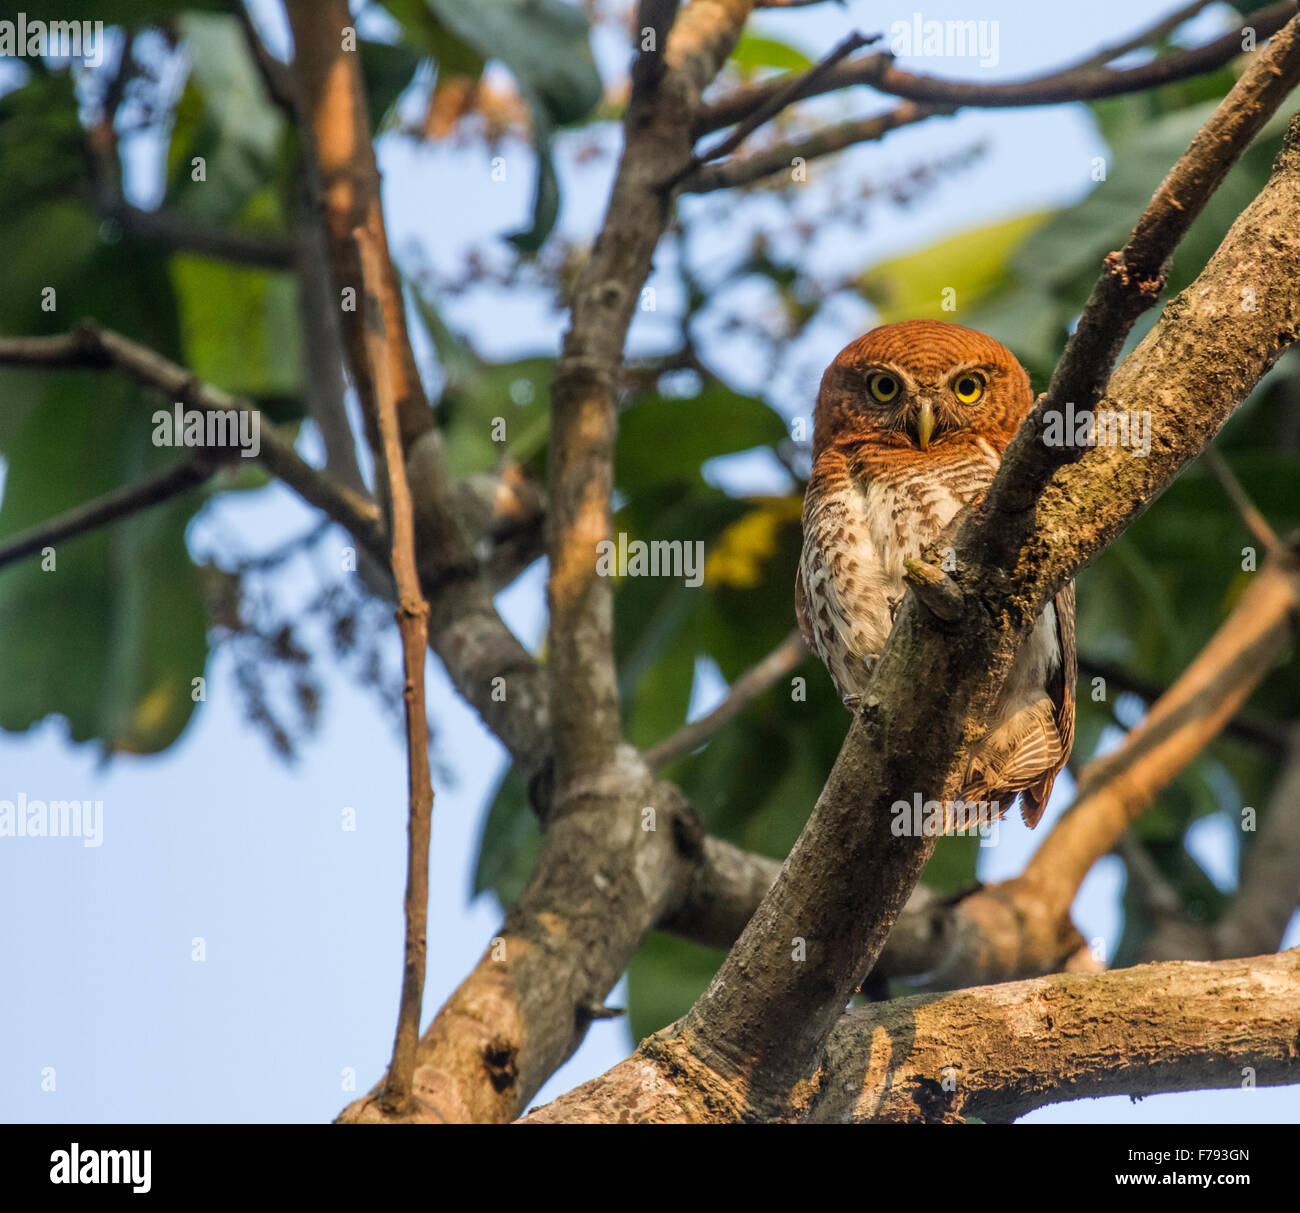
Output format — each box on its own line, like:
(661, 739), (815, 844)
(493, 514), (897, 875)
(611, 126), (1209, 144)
(795, 320), (1075, 827)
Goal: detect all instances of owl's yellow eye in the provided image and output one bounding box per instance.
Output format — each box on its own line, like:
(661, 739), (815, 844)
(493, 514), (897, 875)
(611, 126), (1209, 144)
(953, 373), (985, 405)
(868, 372), (900, 403)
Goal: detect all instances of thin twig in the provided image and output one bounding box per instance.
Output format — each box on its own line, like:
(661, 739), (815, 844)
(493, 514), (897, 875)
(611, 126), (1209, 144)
(0, 453), (217, 572)
(1064, 0), (1220, 73)
(645, 630), (808, 768)
(686, 101), (948, 193)
(665, 31), (875, 189)
(229, 0), (297, 115)
(358, 227), (435, 1119)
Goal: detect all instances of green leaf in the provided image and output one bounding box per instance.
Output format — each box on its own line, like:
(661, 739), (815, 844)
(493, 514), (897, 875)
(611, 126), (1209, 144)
(360, 38), (426, 128)
(424, 0), (601, 126)
(170, 254), (300, 398)
(0, 373), (207, 754)
(166, 14), (287, 226)
(437, 356), (554, 475)
(858, 211), (1054, 324)
(627, 933), (727, 1044)
(616, 384), (789, 493)
(473, 768), (539, 906)
(729, 34), (814, 74)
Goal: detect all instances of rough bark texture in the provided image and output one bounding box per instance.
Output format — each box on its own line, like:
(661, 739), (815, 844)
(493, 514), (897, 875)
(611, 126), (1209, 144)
(520, 949), (1300, 1122)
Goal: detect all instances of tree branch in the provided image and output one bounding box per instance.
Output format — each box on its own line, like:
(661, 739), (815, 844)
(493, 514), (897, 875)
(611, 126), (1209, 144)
(697, 2), (1296, 135)
(645, 630), (808, 769)
(1077, 651), (1290, 754)
(520, 949), (1300, 1122)
(104, 200), (298, 271)
(354, 227), (436, 1117)
(684, 101), (949, 194)
(0, 324), (388, 565)
(666, 29), (874, 189)
(0, 452), (216, 572)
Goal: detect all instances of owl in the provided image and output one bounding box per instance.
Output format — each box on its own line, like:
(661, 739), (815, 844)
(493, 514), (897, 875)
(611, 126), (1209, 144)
(795, 320), (1075, 827)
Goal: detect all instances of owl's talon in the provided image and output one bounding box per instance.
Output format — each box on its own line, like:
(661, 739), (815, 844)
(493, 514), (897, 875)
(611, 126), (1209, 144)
(842, 694), (863, 712)
(887, 593), (903, 623)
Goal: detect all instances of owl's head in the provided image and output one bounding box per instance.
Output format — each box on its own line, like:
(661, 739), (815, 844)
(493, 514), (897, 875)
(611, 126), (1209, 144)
(812, 320), (1033, 458)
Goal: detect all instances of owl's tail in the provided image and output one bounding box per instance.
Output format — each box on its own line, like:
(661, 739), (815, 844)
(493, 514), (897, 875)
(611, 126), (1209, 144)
(960, 696), (1067, 829)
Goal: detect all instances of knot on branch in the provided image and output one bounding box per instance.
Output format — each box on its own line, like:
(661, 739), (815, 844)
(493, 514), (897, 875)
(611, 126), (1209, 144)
(903, 558), (965, 621)
(1103, 249), (1165, 298)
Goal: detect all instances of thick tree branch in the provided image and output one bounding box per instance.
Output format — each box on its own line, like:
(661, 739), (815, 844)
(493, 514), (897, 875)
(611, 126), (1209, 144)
(521, 949), (1300, 1122)
(546, 0), (756, 784)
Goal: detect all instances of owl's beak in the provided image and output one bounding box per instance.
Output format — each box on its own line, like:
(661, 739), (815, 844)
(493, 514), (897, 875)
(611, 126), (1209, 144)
(916, 400), (935, 450)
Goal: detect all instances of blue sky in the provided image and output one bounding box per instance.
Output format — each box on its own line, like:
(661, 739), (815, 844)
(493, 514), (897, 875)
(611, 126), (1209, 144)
(0, 0), (1295, 1123)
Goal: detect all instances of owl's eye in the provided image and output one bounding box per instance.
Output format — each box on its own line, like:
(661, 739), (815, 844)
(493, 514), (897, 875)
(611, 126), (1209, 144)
(952, 372), (985, 405)
(868, 372), (900, 403)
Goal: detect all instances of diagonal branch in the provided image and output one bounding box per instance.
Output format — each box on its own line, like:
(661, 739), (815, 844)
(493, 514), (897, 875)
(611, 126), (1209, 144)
(685, 101), (948, 193)
(0, 452), (217, 572)
(1202, 445), (1285, 557)
(665, 29), (874, 190)
(0, 324), (387, 564)
(1140, 726), (1300, 961)
(645, 630), (808, 769)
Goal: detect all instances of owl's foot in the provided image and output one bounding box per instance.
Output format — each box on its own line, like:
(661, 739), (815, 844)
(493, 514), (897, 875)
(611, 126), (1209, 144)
(887, 593), (903, 623)
(842, 693), (863, 712)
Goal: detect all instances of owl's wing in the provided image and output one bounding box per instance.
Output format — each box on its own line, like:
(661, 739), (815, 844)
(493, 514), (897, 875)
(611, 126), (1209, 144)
(794, 562), (817, 655)
(1020, 580), (1077, 827)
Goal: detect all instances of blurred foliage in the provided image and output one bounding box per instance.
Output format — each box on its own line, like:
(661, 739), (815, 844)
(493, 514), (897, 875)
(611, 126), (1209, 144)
(0, 7), (1296, 1043)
